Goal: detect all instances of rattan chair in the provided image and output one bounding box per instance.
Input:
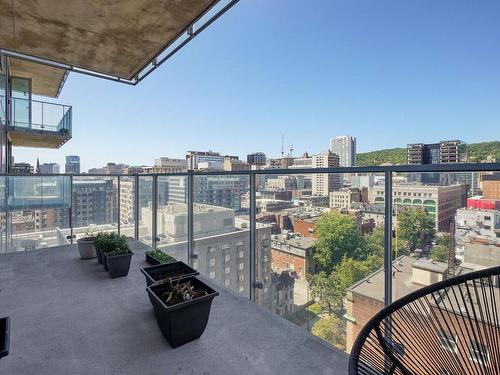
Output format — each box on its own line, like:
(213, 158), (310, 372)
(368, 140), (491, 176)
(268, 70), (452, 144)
(349, 265), (500, 375)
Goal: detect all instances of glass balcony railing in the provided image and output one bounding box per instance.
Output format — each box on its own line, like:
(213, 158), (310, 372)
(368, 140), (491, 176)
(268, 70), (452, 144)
(0, 162), (499, 357)
(9, 97), (72, 135)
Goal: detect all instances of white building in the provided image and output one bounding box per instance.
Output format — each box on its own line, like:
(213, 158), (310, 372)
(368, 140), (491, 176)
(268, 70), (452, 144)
(330, 135), (356, 167)
(142, 203), (273, 306)
(312, 151), (341, 196)
(455, 208), (500, 247)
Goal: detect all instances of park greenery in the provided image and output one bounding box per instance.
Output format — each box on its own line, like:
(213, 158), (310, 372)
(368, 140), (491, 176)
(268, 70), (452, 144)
(308, 210), (436, 348)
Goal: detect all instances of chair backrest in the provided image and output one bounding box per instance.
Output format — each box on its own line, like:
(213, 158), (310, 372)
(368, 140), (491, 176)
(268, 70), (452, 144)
(349, 266), (500, 375)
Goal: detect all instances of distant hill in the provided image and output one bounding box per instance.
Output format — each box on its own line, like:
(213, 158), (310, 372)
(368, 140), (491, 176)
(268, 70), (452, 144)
(356, 141), (500, 166)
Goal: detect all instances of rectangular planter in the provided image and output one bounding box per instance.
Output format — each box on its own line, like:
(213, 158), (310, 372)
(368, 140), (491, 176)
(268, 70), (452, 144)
(103, 252), (109, 271)
(141, 261), (198, 287)
(95, 246), (103, 264)
(147, 276), (218, 348)
(145, 253), (161, 265)
(0, 316), (10, 360)
(107, 252), (133, 278)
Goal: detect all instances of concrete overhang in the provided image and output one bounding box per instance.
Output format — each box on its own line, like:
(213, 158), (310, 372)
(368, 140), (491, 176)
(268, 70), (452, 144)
(9, 58), (67, 97)
(1, 0), (233, 94)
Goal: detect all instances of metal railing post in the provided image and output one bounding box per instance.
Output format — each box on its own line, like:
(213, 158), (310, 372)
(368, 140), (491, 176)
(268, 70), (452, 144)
(383, 169), (394, 375)
(69, 175), (73, 244)
(249, 173), (257, 301)
(187, 172), (194, 265)
(117, 176), (121, 235)
(152, 175), (158, 250)
(134, 175), (139, 240)
(384, 169), (393, 307)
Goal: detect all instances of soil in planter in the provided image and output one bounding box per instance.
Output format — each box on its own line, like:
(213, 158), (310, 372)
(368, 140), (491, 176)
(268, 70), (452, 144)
(151, 269), (187, 282)
(159, 280), (209, 307)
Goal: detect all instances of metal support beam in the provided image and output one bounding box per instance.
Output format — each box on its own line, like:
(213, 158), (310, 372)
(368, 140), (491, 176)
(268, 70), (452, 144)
(134, 175), (140, 240)
(249, 173), (257, 301)
(152, 175), (158, 250)
(187, 172), (194, 265)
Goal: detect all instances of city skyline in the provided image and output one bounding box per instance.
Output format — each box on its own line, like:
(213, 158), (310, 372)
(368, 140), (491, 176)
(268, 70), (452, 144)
(10, 0), (500, 172)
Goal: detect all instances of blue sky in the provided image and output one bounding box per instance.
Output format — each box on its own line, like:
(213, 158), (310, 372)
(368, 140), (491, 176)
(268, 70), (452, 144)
(15, 0), (500, 172)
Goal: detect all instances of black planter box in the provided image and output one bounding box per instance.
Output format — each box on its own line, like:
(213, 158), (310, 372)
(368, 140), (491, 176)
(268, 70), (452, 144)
(106, 252), (133, 278)
(102, 252), (109, 271)
(147, 276), (218, 348)
(0, 316), (10, 360)
(145, 253), (161, 265)
(141, 261), (198, 287)
(96, 247), (103, 264)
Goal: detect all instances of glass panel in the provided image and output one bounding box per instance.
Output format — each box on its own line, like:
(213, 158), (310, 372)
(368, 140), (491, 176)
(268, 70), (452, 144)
(192, 174), (251, 298)
(71, 176), (118, 240)
(3, 176), (71, 252)
(119, 176), (136, 239)
(155, 175), (188, 263)
(10, 77), (30, 128)
(253, 171), (386, 353)
(138, 176), (153, 247)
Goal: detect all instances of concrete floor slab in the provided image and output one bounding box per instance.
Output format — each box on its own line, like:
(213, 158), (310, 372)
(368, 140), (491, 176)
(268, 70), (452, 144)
(0, 239), (348, 375)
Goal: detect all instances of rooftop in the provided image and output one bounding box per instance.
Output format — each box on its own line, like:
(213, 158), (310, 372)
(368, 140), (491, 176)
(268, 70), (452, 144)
(0, 239), (347, 374)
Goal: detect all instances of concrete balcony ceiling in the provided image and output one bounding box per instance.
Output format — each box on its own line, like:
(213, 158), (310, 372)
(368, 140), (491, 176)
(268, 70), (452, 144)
(0, 0), (220, 96)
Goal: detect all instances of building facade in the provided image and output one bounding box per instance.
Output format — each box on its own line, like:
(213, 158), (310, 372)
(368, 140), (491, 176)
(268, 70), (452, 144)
(330, 135), (356, 167)
(312, 151), (341, 196)
(369, 183), (466, 232)
(65, 155), (80, 174)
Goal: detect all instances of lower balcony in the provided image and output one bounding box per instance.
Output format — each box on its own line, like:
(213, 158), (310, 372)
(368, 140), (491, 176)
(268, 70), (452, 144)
(0, 239), (348, 374)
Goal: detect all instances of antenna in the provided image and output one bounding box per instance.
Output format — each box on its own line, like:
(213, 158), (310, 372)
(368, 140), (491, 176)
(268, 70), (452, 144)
(281, 134), (284, 159)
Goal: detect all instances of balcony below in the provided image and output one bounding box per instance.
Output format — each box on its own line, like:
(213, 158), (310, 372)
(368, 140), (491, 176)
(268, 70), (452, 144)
(7, 97), (72, 149)
(0, 239), (348, 375)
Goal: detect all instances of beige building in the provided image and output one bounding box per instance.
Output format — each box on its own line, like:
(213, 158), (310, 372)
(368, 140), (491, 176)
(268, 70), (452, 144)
(329, 187), (366, 210)
(369, 183), (466, 232)
(312, 151), (341, 196)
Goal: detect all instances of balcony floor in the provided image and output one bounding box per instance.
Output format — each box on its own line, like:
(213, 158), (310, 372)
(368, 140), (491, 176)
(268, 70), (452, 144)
(0, 239), (348, 375)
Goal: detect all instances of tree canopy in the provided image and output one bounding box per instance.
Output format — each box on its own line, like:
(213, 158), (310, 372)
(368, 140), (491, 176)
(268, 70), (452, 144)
(313, 212), (364, 271)
(396, 208), (435, 252)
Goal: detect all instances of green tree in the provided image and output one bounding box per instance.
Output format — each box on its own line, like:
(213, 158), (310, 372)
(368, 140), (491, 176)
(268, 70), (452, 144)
(308, 256), (382, 315)
(363, 226), (385, 259)
(397, 208), (435, 252)
(431, 233), (451, 262)
(307, 272), (339, 315)
(314, 212), (364, 271)
(311, 315), (346, 350)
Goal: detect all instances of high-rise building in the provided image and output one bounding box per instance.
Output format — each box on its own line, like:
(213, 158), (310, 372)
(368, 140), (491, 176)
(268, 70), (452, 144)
(247, 152), (267, 165)
(71, 179), (114, 227)
(312, 151), (341, 196)
(407, 140), (470, 187)
(330, 136), (356, 167)
(65, 155), (80, 174)
(11, 162), (34, 174)
(39, 163), (60, 174)
(407, 140), (467, 165)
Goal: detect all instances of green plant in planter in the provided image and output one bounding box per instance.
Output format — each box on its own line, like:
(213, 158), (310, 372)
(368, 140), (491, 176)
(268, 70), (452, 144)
(95, 232), (130, 268)
(146, 250), (176, 264)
